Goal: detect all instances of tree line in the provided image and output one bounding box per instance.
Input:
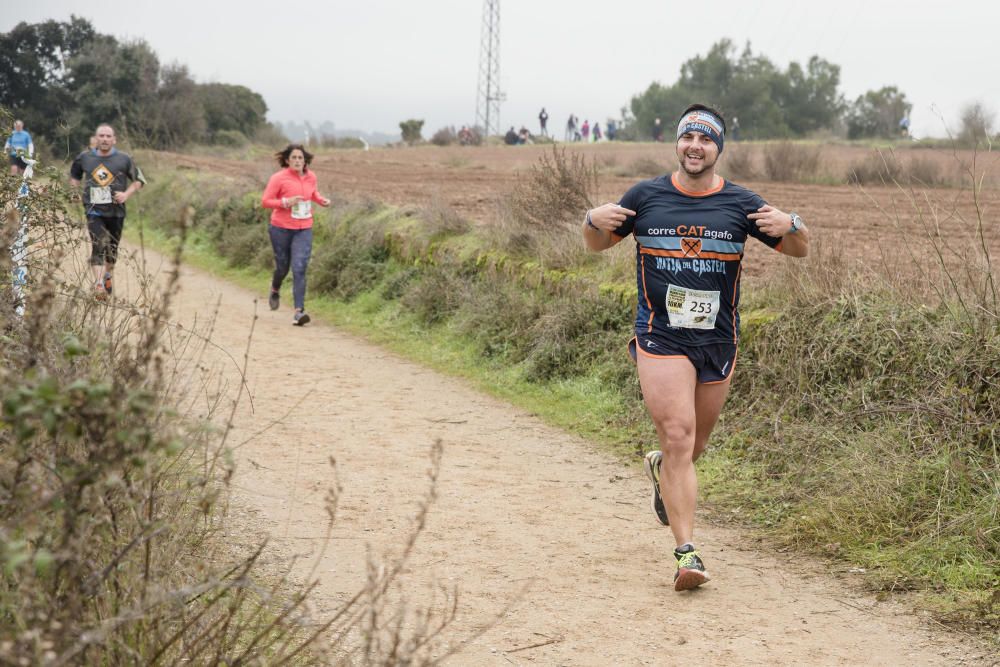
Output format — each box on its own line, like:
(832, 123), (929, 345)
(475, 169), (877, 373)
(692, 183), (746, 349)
(0, 16), (274, 155)
(624, 39), (912, 141)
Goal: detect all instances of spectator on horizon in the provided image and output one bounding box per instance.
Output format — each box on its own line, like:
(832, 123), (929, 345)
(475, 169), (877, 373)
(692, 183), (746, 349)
(565, 114), (577, 142)
(594, 122), (603, 142)
(607, 119), (617, 141)
(653, 117), (664, 142)
(505, 126), (519, 145)
(539, 107), (549, 137)
(581, 119), (590, 142)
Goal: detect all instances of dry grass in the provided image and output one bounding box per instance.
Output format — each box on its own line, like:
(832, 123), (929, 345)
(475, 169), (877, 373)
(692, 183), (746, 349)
(611, 156), (665, 179)
(762, 142), (822, 182)
(485, 146), (604, 269)
(721, 144), (758, 181)
(507, 146), (599, 231)
(419, 197), (471, 236)
(846, 148), (951, 187)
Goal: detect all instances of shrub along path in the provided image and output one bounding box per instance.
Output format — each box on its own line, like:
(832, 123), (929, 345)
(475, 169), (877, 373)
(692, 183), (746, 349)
(133, 244), (990, 665)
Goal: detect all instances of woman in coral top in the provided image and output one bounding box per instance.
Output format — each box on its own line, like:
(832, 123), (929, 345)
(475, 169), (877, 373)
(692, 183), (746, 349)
(261, 144), (331, 325)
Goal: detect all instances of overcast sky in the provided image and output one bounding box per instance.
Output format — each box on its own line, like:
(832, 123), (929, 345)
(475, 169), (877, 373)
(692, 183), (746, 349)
(4, 0), (998, 139)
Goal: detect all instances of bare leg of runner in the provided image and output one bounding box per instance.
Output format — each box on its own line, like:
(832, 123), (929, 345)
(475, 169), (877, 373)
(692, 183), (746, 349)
(637, 355), (731, 547)
(637, 355), (699, 546)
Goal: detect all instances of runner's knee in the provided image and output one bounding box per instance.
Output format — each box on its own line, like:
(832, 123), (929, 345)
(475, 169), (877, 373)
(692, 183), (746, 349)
(273, 252), (291, 272)
(655, 419), (696, 456)
(291, 257), (309, 275)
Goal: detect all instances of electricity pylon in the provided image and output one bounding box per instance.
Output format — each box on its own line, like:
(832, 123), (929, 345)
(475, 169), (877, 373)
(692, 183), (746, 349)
(475, 0), (504, 138)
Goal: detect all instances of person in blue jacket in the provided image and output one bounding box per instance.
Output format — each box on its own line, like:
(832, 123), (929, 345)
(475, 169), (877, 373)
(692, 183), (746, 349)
(5, 120), (34, 176)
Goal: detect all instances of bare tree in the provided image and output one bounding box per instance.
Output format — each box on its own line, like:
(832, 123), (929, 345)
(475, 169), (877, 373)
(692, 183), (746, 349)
(958, 101), (995, 146)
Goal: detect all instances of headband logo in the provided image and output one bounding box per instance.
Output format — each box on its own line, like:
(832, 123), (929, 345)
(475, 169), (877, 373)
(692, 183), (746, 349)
(679, 112), (723, 136)
(676, 110), (725, 151)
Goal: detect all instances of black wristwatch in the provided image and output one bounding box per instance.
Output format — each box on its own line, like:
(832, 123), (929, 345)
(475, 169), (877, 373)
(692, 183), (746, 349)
(788, 213), (803, 234)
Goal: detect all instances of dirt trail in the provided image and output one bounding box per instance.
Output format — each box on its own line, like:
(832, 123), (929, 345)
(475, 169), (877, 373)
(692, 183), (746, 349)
(120, 244), (991, 667)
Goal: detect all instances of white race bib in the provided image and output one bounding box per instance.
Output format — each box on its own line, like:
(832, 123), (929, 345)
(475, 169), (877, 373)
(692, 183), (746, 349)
(90, 186), (112, 204)
(666, 284), (720, 330)
(290, 200), (312, 219)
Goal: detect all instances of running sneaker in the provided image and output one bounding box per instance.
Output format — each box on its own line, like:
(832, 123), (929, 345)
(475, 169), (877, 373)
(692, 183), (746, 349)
(94, 281), (107, 301)
(293, 311), (310, 326)
(268, 289), (279, 311)
(673, 545), (711, 591)
(642, 450), (670, 526)
(103, 271), (113, 296)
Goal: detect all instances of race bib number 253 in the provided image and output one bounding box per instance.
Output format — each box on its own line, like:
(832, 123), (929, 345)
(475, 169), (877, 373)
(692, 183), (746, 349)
(666, 284), (720, 330)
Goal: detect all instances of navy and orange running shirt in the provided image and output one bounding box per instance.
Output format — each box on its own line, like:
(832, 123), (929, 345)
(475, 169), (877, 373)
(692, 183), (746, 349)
(615, 173), (783, 346)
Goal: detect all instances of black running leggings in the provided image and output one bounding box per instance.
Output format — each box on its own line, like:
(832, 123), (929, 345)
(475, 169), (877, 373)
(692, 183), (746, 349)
(87, 215), (125, 266)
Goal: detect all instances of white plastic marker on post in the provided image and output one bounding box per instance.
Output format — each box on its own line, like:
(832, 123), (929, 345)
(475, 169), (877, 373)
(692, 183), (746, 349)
(11, 157), (35, 317)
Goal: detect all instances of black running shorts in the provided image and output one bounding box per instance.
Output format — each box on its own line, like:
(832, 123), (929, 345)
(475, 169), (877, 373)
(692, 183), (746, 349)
(628, 334), (737, 384)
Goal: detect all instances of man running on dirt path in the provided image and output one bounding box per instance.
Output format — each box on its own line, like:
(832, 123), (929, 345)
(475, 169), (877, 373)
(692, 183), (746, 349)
(583, 103), (810, 591)
(69, 124), (146, 300)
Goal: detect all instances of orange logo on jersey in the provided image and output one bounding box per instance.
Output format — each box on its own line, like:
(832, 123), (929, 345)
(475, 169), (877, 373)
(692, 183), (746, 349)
(91, 164), (114, 187)
(681, 238), (702, 257)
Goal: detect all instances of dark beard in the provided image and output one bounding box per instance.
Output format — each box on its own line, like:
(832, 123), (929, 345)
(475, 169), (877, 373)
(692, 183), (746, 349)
(679, 155), (715, 175)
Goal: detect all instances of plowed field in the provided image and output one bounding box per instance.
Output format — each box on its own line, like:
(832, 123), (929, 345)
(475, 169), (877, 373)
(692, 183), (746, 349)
(150, 141), (1000, 284)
